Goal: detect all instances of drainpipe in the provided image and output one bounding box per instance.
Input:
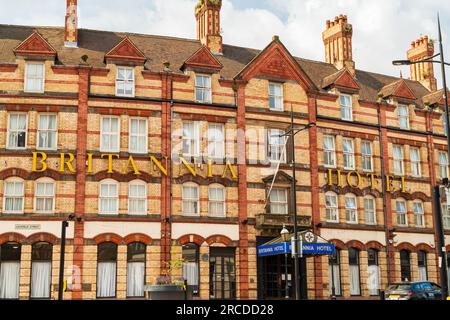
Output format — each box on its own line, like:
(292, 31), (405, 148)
(377, 102), (392, 286)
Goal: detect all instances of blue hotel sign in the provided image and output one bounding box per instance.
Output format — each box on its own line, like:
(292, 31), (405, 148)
(257, 242), (335, 257)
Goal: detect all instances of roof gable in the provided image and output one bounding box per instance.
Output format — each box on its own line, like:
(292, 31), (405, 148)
(105, 36), (146, 64)
(181, 46), (223, 72)
(379, 79), (417, 101)
(322, 68), (360, 92)
(236, 38), (317, 92)
(13, 30), (56, 58)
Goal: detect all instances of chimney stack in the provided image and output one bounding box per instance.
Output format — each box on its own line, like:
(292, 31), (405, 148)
(65, 0), (78, 47)
(322, 14), (355, 74)
(407, 35), (437, 92)
(195, 0), (223, 54)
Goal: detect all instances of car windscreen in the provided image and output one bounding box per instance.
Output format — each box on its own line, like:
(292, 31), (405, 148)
(389, 284), (411, 291)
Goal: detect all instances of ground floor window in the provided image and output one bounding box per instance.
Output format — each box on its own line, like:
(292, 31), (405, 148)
(183, 243), (199, 295)
(0, 242), (21, 299)
(400, 250), (411, 282)
(97, 242), (117, 298)
(348, 248), (361, 295)
(30, 242), (52, 299)
(367, 249), (380, 296)
(418, 251), (427, 281)
(328, 250), (341, 296)
(126, 242), (146, 298)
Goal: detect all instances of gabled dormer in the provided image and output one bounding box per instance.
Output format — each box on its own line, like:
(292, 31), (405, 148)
(378, 79), (417, 102)
(322, 68), (360, 94)
(13, 30), (57, 60)
(105, 36), (146, 65)
(105, 36), (146, 98)
(181, 46), (223, 73)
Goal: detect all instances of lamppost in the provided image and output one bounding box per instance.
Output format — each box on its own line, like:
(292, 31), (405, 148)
(280, 224), (290, 299)
(58, 213), (79, 300)
(278, 110), (316, 300)
(392, 13), (449, 299)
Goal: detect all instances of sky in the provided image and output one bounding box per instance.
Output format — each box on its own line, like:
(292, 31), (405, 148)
(1, 0), (449, 87)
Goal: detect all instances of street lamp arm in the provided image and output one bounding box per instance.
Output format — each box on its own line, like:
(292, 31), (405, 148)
(279, 123), (316, 137)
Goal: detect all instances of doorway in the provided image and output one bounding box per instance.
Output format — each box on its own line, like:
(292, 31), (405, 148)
(209, 248), (236, 300)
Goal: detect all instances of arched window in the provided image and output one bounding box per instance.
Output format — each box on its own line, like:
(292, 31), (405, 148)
(182, 183), (199, 216)
(97, 242), (117, 298)
(0, 242), (21, 299)
(328, 249), (341, 296)
(30, 242), (52, 299)
(208, 184), (225, 217)
(3, 178), (24, 214)
(364, 196), (376, 225)
(99, 179), (119, 215)
(34, 178), (55, 213)
(182, 243), (199, 295)
(325, 192), (338, 222)
(396, 199), (408, 226)
(345, 194), (358, 224)
(128, 180), (147, 215)
(417, 250), (427, 281)
(367, 249), (380, 296)
(413, 201), (425, 228)
(400, 250), (411, 281)
(348, 248), (361, 296)
(126, 242), (146, 298)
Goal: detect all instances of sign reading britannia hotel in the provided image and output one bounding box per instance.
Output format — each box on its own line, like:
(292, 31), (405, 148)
(0, 0), (449, 300)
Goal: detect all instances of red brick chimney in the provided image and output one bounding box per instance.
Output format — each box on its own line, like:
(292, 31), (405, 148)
(65, 0), (78, 47)
(322, 14), (355, 74)
(407, 36), (437, 92)
(195, 0), (223, 54)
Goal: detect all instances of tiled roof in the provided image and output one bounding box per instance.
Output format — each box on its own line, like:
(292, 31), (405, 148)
(0, 24), (433, 106)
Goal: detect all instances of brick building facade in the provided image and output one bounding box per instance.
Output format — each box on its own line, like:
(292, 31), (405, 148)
(0, 0), (449, 300)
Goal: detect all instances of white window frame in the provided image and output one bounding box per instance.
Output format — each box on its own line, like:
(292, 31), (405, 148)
(323, 135), (336, 168)
(393, 145), (404, 176)
(208, 184), (226, 218)
(343, 138), (355, 170)
(269, 82), (284, 111)
(413, 201), (425, 228)
(195, 74), (212, 103)
(325, 192), (339, 223)
(340, 94), (353, 121)
(100, 116), (121, 153)
(364, 196), (376, 225)
(6, 112), (28, 150)
(182, 121), (200, 157)
(99, 179), (119, 215)
(267, 128), (286, 163)
(182, 183), (200, 216)
(128, 117), (148, 154)
(3, 178), (25, 214)
(439, 151), (449, 180)
(398, 104), (410, 129)
(128, 180), (147, 216)
(24, 62), (45, 93)
(410, 147), (421, 177)
(396, 199), (408, 226)
(207, 123), (225, 159)
(345, 193), (358, 224)
(34, 178), (55, 214)
(442, 204), (450, 230)
(116, 66), (135, 97)
(361, 141), (373, 172)
(269, 188), (289, 215)
(37, 113), (58, 151)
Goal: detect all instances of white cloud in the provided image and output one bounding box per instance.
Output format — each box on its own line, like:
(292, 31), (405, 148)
(0, 0), (449, 87)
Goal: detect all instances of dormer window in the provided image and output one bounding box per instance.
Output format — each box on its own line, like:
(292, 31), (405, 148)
(269, 82), (283, 111)
(116, 66), (135, 97)
(340, 94), (352, 121)
(195, 74), (212, 103)
(398, 104), (410, 129)
(24, 62), (45, 93)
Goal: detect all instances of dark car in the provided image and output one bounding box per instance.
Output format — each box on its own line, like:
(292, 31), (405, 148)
(385, 281), (443, 300)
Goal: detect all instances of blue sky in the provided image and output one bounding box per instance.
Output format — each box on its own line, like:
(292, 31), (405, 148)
(0, 0), (449, 87)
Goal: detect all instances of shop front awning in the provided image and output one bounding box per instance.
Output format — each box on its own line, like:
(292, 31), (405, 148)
(257, 230), (335, 257)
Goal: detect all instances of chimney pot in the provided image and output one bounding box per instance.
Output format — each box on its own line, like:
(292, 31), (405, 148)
(326, 20), (331, 29)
